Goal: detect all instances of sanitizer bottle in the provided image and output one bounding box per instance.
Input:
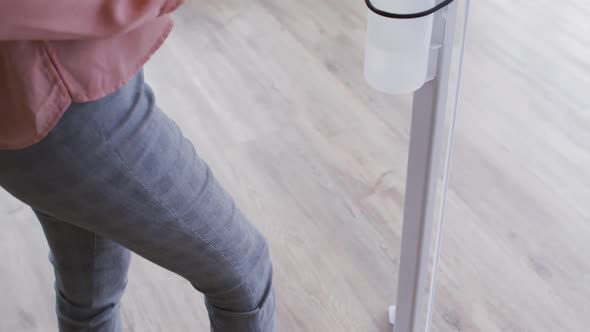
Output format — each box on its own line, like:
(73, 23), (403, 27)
(364, 0), (435, 94)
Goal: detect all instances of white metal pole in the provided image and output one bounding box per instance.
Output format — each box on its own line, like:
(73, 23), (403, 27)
(424, 1), (470, 330)
(390, 1), (459, 331)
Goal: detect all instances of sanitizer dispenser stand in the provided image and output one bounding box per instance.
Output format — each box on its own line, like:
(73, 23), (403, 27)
(364, 0), (470, 331)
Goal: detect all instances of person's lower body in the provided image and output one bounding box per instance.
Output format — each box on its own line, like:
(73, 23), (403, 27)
(0, 71), (275, 332)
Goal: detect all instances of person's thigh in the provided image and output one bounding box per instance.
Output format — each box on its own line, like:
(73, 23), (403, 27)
(0, 72), (274, 321)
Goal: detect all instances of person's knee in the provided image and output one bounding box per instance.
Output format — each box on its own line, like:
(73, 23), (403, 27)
(52, 248), (130, 307)
(205, 236), (273, 312)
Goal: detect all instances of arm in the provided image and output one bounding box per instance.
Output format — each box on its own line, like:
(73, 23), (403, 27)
(0, 0), (183, 41)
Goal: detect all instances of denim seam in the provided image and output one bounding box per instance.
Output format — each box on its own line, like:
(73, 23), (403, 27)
(87, 232), (98, 328)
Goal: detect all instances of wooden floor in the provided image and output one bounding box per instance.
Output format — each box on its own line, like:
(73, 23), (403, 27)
(2, 0), (589, 331)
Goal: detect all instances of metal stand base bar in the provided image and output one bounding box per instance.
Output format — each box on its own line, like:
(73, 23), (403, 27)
(389, 305), (397, 325)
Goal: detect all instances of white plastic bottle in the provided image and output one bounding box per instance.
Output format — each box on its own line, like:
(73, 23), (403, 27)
(364, 0), (435, 94)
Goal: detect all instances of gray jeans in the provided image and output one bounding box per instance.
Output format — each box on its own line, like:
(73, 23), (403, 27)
(0, 71), (275, 332)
